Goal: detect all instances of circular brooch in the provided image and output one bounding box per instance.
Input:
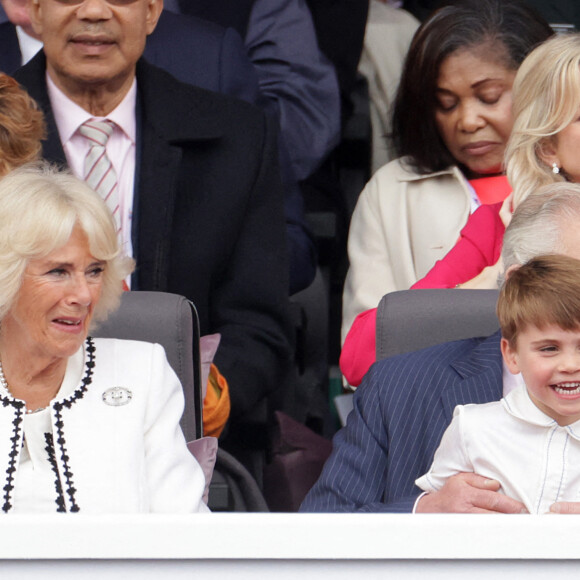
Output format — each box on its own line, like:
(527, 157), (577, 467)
(102, 387), (133, 407)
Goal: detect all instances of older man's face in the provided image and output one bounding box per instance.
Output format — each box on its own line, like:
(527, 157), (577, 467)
(29, 0), (162, 94)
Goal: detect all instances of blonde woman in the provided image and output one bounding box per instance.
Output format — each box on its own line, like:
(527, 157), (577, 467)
(0, 164), (208, 513)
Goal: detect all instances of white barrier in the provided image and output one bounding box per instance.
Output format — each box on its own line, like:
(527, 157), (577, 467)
(0, 513), (579, 578)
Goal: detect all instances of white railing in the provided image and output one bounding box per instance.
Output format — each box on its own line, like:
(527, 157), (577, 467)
(1, 513), (579, 578)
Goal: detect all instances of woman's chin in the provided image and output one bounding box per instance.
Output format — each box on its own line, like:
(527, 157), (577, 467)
(466, 163), (504, 178)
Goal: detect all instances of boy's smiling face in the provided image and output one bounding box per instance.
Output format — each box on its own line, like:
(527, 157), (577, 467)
(502, 324), (580, 426)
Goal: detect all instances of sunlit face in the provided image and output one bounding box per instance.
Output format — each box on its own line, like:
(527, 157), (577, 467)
(1, 226), (105, 363)
(434, 46), (516, 178)
(29, 0), (162, 96)
(541, 108), (580, 183)
(502, 325), (580, 426)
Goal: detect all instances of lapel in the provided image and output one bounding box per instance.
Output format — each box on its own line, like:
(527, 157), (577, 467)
(0, 22), (21, 75)
(132, 88), (181, 292)
(17, 56), (227, 291)
(13, 51), (68, 165)
(133, 59), (226, 290)
(440, 331), (503, 423)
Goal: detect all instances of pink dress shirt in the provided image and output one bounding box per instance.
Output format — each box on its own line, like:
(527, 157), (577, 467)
(46, 73), (137, 260)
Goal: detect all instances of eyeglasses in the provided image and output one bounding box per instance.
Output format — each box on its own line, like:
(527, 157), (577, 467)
(51, 0), (143, 6)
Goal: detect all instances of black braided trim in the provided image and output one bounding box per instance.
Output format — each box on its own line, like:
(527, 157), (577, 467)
(44, 432), (66, 512)
(51, 337), (96, 513)
(1, 398), (24, 513)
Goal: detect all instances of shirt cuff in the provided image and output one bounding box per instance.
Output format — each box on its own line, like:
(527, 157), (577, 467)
(412, 492), (430, 513)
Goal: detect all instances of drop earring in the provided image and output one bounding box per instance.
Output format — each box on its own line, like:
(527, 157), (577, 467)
(552, 162), (560, 174)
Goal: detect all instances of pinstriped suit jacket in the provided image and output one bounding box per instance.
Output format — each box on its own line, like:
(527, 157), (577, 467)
(300, 331), (503, 512)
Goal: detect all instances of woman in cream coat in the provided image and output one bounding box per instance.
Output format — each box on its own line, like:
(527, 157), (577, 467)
(342, 0), (552, 341)
(0, 164), (208, 513)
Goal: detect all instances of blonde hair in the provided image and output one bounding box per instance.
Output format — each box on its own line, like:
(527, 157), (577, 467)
(0, 73), (45, 176)
(506, 33), (580, 207)
(0, 163), (134, 323)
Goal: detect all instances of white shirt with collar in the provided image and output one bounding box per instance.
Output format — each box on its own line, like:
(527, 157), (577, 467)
(412, 359), (525, 512)
(46, 73), (137, 261)
(416, 384), (580, 514)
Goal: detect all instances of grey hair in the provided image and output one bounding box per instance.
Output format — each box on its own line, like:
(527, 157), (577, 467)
(0, 162), (134, 323)
(500, 182), (580, 284)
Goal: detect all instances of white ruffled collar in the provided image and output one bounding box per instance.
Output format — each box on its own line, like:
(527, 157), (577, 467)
(502, 385), (580, 440)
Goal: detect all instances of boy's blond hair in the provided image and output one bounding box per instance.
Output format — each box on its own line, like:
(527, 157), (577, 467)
(497, 255), (580, 347)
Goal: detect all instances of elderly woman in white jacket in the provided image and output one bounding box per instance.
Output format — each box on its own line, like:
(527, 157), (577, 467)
(0, 163), (208, 513)
(341, 0), (552, 342)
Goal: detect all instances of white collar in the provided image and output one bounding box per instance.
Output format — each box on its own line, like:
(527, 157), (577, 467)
(502, 385), (580, 440)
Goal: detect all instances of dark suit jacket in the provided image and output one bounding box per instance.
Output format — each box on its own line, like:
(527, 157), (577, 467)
(145, 10), (259, 104)
(0, 11), (259, 96)
(148, 10), (316, 294)
(179, 0), (341, 182)
(15, 53), (293, 424)
(0, 21), (23, 74)
(300, 332), (503, 512)
(2, 11), (315, 295)
(304, 0), (369, 106)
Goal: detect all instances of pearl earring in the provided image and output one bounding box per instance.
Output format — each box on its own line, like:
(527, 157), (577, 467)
(552, 163), (560, 174)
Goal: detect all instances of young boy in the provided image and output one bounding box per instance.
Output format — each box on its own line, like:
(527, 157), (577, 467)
(416, 255), (580, 514)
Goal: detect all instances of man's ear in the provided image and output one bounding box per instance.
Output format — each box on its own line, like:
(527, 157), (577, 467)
(504, 264), (520, 281)
(501, 337), (520, 375)
(537, 137), (560, 170)
(145, 0), (164, 35)
(28, 0), (42, 38)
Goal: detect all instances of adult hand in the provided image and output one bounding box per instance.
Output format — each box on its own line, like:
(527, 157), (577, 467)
(415, 473), (527, 513)
(549, 502), (580, 514)
(457, 258), (502, 289)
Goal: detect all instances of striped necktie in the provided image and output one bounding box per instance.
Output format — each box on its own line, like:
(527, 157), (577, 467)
(79, 119), (121, 232)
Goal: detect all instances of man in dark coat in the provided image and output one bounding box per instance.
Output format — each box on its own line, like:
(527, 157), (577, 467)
(15, 0), (293, 432)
